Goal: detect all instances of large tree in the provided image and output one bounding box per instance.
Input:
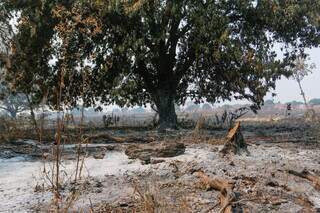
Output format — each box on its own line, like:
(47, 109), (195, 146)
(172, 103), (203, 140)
(0, 1), (11, 47)
(4, 0), (320, 130)
(0, 1), (12, 68)
(0, 87), (29, 118)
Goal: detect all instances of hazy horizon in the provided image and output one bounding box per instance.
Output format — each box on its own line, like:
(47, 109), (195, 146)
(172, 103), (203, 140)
(220, 47), (320, 106)
(270, 47), (320, 103)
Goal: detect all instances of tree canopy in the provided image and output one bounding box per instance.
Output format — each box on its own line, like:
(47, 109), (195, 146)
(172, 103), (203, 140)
(309, 98), (320, 105)
(3, 0), (320, 129)
(0, 89), (29, 118)
(0, 1), (11, 49)
(0, 1), (12, 69)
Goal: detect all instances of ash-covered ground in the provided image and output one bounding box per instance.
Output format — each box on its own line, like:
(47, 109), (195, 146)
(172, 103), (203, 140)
(0, 120), (320, 212)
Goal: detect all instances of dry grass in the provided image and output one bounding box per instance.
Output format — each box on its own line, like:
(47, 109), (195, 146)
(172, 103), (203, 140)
(94, 182), (193, 213)
(181, 134), (225, 145)
(0, 116), (56, 142)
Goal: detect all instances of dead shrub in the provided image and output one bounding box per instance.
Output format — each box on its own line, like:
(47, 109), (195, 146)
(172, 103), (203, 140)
(131, 182), (192, 213)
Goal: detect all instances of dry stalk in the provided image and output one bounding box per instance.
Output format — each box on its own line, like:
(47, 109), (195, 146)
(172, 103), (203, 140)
(74, 70), (89, 182)
(26, 95), (42, 143)
(51, 42), (67, 209)
(133, 182), (162, 213)
(193, 115), (206, 136)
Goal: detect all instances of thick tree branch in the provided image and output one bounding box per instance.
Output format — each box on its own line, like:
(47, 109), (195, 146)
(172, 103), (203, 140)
(175, 47), (196, 85)
(135, 60), (155, 94)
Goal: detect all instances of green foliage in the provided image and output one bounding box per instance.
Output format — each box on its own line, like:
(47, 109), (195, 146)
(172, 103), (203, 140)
(2, 0), (320, 125)
(0, 1), (11, 50)
(0, 1), (12, 70)
(292, 57), (316, 83)
(3, 0), (60, 108)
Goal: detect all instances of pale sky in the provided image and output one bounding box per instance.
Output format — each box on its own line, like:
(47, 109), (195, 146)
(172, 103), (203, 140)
(268, 47), (320, 103)
(220, 47), (320, 106)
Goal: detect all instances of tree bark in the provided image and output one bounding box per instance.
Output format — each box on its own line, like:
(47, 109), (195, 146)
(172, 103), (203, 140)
(154, 90), (178, 131)
(220, 122), (249, 156)
(26, 95), (41, 142)
(297, 79), (308, 107)
(9, 109), (17, 119)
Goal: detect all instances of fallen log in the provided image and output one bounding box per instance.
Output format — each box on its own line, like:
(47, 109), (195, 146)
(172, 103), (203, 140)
(288, 169), (320, 191)
(195, 171), (244, 213)
(220, 122), (249, 156)
(294, 195), (315, 212)
(82, 133), (154, 144)
(125, 142), (186, 164)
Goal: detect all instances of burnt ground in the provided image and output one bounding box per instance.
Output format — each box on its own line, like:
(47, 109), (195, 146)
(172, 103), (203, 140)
(0, 119), (320, 212)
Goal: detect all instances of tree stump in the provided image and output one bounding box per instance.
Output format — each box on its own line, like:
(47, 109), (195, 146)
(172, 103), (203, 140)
(220, 122), (249, 156)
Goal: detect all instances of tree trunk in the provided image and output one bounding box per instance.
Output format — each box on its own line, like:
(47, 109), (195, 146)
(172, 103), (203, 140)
(297, 79), (318, 121)
(297, 79), (308, 107)
(26, 95), (41, 142)
(10, 111), (17, 119)
(9, 109), (17, 119)
(154, 90), (178, 131)
(220, 122), (249, 156)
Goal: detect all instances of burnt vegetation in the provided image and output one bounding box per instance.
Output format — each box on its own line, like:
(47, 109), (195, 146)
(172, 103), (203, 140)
(0, 0), (320, 212)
